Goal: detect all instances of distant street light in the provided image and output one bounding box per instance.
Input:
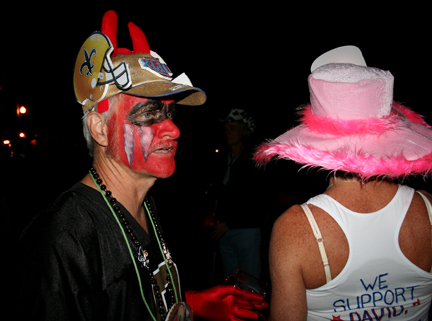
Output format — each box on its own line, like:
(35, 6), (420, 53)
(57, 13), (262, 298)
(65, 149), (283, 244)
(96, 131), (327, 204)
(19, 132), (26, 138)
(17, 105), (27, 116)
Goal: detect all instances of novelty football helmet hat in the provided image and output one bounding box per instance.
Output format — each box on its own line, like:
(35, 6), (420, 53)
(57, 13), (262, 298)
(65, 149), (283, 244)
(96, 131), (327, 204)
(73, 10), (206, 113)
(73, 32), (131, 107)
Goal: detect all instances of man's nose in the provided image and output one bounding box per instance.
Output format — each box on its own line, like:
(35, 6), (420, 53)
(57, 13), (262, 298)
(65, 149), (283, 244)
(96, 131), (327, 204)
(155, 119), (180, 139)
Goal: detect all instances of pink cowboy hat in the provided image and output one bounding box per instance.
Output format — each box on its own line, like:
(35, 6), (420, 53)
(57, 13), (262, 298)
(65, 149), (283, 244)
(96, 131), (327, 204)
(254, 46), (432, 178)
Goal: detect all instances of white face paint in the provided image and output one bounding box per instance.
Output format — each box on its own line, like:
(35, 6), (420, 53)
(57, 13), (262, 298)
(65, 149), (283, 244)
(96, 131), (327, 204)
(123, 124), (154, 164)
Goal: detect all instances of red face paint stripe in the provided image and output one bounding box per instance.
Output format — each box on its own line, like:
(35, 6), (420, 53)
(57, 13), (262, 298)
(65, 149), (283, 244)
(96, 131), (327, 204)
(98, 99), (109, 113)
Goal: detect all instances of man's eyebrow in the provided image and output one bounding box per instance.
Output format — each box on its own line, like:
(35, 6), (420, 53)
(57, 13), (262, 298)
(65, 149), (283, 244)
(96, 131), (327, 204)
(128, 100), (162, 117)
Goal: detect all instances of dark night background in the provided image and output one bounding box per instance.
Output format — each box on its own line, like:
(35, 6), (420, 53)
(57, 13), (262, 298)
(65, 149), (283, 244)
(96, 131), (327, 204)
(1, 2), (431, 315)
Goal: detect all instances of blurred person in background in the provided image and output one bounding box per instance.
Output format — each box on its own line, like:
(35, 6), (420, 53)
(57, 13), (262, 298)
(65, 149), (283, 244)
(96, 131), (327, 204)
(212, 109), (264, 280)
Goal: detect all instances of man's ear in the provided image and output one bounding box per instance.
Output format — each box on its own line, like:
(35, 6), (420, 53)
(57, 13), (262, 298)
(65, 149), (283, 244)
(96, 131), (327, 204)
(87, 111), (108, 147)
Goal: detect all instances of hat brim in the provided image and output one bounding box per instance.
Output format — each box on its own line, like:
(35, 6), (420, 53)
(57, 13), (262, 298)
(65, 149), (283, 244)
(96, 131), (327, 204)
(82, 53), (206, 112)
(123, 81), (206, 106)
(255, 105), (432, 178)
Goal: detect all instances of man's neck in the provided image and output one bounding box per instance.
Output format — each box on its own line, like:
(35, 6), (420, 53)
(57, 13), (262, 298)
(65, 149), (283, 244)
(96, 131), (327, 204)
(82, 155), (156, 231)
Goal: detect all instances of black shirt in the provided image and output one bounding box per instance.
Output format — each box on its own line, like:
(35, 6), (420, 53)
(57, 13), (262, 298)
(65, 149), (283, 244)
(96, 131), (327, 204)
(14, 182), (181, 321)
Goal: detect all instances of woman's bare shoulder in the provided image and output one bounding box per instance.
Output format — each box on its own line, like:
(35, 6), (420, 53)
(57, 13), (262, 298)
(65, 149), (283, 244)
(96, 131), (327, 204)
(272, 205), (309, 236)
(270, 204), (315, 258)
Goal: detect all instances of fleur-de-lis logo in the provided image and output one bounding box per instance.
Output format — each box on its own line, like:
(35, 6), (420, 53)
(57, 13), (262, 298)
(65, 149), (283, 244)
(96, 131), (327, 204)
(79, 48), (97, 76)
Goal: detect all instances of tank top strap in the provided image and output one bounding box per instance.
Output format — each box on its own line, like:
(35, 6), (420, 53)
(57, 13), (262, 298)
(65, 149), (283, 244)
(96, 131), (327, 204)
(301, 204), (332, 284)
(416, 191), (432, 226)
(416, 191), (432, 273)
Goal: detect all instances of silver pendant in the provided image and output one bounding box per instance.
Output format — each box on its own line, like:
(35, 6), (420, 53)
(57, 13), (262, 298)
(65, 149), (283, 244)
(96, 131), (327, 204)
(162, 242), (173, 265)
(138, 246), (150, 269)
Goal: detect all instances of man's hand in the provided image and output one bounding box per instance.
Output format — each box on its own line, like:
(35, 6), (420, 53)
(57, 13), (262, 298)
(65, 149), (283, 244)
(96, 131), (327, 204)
(185, 285), (268, 321)
(211, 222), (230, 240)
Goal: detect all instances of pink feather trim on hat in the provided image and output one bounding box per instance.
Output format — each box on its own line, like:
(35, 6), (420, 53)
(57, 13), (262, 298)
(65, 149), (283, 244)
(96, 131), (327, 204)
(392, 102), (429, 126)
(299, 102), (430, 136)
(254, 101), (432, 179)
(254, 141), (432, 179)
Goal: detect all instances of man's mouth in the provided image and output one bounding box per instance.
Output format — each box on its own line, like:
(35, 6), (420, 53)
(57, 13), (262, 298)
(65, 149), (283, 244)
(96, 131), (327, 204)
(153, 146), (175, 153)
(151, 142), (178, 154)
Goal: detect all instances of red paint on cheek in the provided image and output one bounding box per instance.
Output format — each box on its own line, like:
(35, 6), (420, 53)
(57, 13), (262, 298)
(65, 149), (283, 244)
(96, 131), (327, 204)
(105, 95), (179, 178)
(106, 106), (131, 168)
(128, 121), (177, 178)
(106, 112), (120, 159)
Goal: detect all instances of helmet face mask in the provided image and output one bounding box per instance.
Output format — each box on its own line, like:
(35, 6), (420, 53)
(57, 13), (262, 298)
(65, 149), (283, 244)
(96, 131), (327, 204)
(73, 32), (131, 107)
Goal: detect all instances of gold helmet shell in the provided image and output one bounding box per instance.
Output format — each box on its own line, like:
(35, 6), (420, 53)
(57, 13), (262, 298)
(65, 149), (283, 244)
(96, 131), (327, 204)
(73, 32), (131, 107)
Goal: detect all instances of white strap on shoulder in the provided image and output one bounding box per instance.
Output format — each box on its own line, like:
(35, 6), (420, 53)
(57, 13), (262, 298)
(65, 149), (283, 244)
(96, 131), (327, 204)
(416, 191), (432, 273)
(417, 192), (432, 226)
(301, 204), (332, 284)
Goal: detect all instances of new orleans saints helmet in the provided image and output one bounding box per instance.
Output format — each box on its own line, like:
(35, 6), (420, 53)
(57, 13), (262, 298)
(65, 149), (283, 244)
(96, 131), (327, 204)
(73, 32), (131, 107)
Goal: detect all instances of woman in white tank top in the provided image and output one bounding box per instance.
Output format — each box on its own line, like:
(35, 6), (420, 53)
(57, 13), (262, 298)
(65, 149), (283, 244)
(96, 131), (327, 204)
(254, 47), (432, 320)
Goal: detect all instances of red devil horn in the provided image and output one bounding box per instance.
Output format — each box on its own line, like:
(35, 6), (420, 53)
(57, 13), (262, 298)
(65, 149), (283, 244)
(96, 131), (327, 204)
(101, 10), (118, 51)
(128, 22), (151, 54)
(100, 10), (149, 55)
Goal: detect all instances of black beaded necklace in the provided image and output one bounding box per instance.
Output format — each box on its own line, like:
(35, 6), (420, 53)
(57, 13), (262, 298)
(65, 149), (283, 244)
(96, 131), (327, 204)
(89, 168), (178, 321)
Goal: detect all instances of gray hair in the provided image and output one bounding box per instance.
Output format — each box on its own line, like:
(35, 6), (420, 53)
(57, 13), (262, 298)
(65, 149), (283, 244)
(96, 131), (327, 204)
(82, 96), (118, 157)
(82, 110), (95, 157)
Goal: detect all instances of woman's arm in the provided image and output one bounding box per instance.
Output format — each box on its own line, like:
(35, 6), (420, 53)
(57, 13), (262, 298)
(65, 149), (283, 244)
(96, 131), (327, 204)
(268, 205), (308, 321)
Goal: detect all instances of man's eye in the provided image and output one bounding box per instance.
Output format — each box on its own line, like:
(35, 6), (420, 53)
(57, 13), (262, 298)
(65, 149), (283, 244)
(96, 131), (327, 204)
(144, 113), (152, 119)
(167, 113), (173, 119)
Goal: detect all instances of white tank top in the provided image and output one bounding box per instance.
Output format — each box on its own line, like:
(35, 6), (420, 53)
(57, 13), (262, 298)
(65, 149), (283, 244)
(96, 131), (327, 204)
(305, 185), (432, 321)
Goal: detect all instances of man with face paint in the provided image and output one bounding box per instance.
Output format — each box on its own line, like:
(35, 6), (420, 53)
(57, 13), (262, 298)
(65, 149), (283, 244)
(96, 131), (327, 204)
(104, 95), (179, 178)
(13, 10), (267, 321)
